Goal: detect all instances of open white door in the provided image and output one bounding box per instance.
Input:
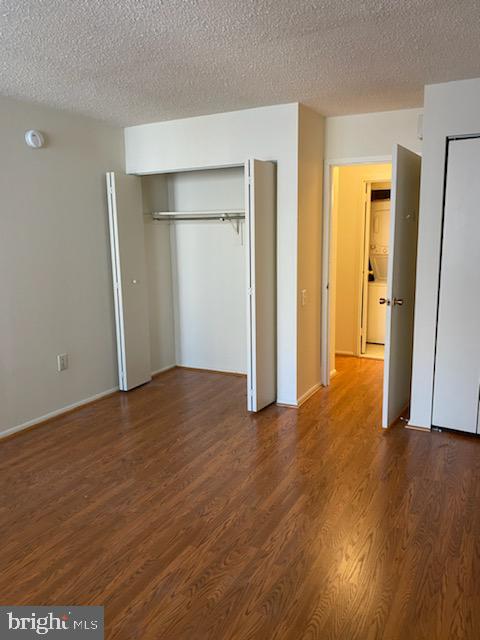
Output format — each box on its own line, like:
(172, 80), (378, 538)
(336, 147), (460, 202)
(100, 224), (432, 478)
(382, 146), (421, 428)
(106, 172), (151, 391)
(245, 159), (276, 412)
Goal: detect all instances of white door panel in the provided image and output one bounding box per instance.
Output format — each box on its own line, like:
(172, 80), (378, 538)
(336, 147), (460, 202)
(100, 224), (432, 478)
(432, 137), (480, 433)
(367, 282), (387, 344)
(382, 146), (421, 428)
(106, 172), (151, 390)
(245, 159), (276, 412)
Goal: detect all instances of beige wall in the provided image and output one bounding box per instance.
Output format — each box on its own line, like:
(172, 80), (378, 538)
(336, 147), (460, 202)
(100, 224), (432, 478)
(0, 96), (124, 437)
(332, 163), (391, 359)
(297, 105), (325, 400)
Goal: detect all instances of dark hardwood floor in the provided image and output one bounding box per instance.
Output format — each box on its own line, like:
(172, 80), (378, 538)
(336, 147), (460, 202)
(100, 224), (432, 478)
(1, 356), (480, 639)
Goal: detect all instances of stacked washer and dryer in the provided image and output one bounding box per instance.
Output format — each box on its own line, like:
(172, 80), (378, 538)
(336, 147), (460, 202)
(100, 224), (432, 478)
(366, 195), (390, 345)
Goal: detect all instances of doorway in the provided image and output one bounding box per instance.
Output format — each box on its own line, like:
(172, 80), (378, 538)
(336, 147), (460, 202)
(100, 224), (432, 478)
(328, 163), (392, 376)
(360, 181), (392, 361)
(321, 147), (422, 428)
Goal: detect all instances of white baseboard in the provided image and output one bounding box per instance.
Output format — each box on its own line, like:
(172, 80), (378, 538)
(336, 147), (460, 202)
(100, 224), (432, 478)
(336, 350), (354, 356)
(297, 382), (322, 407)
(176, 364), (247, 376)
(278, 382), (322, 409)
(406, 422), (431, 432)
(151, 364), (176, 376)
(0, 386), (119, 441)
(1, 365), (177, 441)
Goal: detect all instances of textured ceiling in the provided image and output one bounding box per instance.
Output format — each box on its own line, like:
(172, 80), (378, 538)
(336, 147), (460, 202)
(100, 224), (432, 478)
(1, 0), (480, 125)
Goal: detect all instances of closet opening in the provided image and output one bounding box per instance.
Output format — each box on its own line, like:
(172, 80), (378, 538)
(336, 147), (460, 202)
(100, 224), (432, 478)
(142, 167), (248, 379)
(106, 160), (277, 413)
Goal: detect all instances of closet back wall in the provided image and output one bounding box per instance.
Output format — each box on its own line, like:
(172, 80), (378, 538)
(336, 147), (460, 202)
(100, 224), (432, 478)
(143, 168), (246, 375)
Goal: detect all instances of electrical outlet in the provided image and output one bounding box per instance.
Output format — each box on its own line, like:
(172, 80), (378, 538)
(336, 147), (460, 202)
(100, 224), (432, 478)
(301, 289), (307, 306)
(57, 353), (68, 372)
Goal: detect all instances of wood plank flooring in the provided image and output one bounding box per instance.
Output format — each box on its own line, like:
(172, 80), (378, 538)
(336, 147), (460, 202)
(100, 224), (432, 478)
(1, 356), (480, 639)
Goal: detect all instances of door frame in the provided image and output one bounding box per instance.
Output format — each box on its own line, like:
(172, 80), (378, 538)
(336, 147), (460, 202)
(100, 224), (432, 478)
(359, 180), (373, 356)
(358, 179), (392, 357)
(321, 155), (391, 386)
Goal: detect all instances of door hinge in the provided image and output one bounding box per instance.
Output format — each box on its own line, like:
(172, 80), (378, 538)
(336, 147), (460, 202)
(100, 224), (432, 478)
(248, 287), (254, 296)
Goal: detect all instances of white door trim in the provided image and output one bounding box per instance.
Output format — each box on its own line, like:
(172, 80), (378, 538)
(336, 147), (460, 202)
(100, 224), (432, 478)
(359, 181), (372, 356)
(321, 155), (392, 386)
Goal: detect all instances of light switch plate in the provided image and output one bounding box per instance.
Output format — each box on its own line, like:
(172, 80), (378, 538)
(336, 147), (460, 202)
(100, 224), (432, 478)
(57, 353), (68, 372)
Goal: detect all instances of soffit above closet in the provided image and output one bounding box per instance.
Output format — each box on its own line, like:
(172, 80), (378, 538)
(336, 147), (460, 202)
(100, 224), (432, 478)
(1, 0), (480, 124)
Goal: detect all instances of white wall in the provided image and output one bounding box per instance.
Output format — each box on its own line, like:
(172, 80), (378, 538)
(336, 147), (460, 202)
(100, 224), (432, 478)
(125, 104), (299, 404)
(410, 78), (480, 428)
(325, 108), (423, 160)
(0, 96), (124, 437)
(169, 169), (246, 373)
(142, 168), (246, 374)
(297, 105), (325, 401)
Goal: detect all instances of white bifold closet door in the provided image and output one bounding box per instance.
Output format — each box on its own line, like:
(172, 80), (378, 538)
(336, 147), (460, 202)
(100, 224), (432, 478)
(432, 137), (480, 434)
(106, 172), (151, 391)
(245, 159), (276, 412)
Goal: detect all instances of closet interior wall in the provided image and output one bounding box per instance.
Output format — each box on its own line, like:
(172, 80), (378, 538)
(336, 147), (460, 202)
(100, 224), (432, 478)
(142, 173), (175, 374)
(141, 167), (246, 375)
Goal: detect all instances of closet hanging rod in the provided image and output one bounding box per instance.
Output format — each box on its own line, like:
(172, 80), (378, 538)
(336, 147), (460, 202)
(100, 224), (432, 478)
(154, 216), (245, 222)
(151, 210), (245, 222)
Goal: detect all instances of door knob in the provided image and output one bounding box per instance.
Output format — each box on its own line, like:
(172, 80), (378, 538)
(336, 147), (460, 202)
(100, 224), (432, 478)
(393, 298), (404, 306)
(379, 297), (390, 305)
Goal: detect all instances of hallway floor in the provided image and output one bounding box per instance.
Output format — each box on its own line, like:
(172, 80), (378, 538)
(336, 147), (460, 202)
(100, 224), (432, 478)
(1, 356), (479, 639)
(363, 342), (385, 360)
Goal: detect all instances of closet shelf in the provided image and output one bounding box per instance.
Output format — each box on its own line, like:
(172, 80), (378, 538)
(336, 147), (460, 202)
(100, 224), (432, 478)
(151, 209), (245, 221)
